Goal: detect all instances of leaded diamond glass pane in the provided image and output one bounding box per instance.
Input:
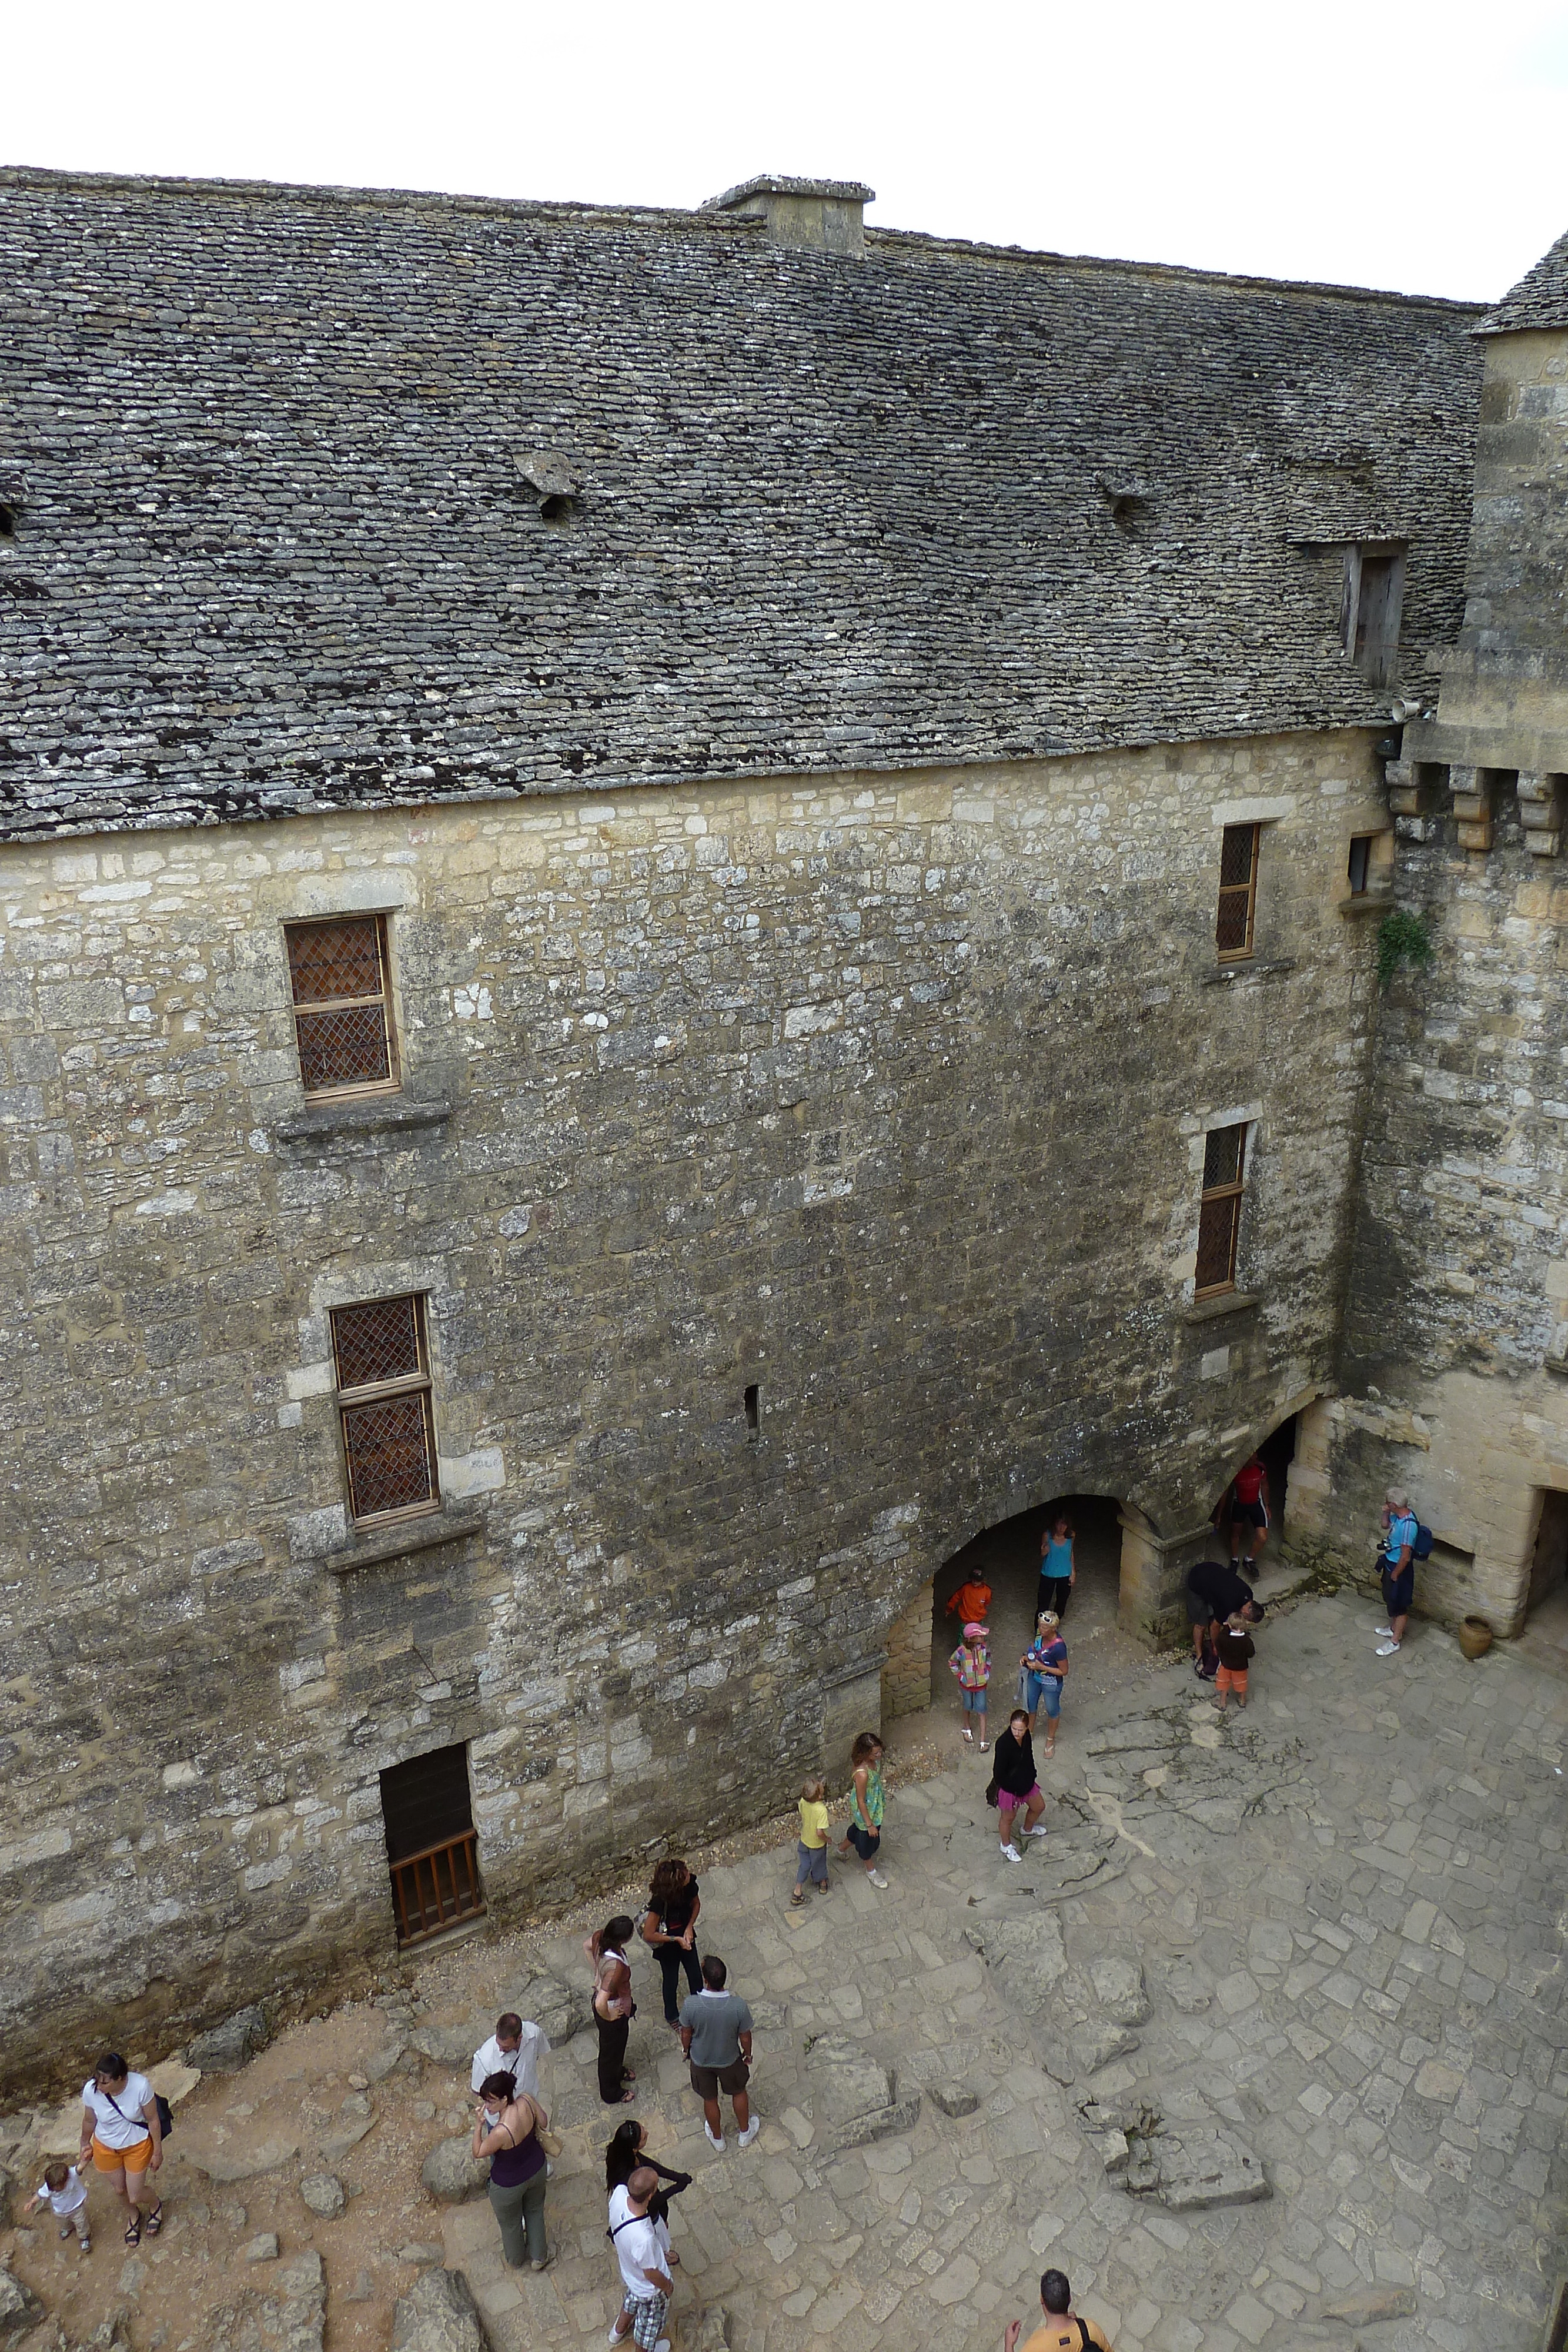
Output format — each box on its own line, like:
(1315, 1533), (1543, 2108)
(332, 1295), (421, 1392)
(342, 1392), (435, 1519)
(287, 916), (382, 1005)
(296, 1003), (390, 1093)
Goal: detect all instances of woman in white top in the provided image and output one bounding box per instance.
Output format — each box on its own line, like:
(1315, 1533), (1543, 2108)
(78, 2051), (163, 2244)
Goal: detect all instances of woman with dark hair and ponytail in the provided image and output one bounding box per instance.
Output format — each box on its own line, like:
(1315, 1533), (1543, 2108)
(584, 1915), (638, 2104)
(604, 2117), (692, 2227)
(641, 1857), (703, 2029)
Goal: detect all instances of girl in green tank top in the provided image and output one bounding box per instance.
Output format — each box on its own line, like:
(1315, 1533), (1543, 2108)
(838, 1732), (888, 1887)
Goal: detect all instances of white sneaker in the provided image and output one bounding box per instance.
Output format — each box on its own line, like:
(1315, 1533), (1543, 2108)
(1374, 1624), (1392, 1637)
(1024, 1824), (1049, 1837)
(1376, 1639), (1402, 1656)
(1001, 1843), (1023, 1862)
(738, 2118), (761, 2148)
(656, 2341), (672, 2352)
(868, 1869), (888, 1888)
(704, 2122), (726, 2150)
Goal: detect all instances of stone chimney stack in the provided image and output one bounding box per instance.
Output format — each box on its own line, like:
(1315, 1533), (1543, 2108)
(703, 175), (874, 258)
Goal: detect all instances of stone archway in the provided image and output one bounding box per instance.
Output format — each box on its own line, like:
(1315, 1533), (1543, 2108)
(881, 1492), (1134, 1726)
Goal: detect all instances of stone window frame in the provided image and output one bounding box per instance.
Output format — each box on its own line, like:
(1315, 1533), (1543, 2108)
(1195, 1120), (1251, 1298)
(329, 1292), (442, 1527)
(283, 911), (402, 1102)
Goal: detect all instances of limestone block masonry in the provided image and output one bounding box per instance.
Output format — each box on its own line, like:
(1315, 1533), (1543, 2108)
(0, 734), (1388, 2094)
(1325, 315), (1568, 1630)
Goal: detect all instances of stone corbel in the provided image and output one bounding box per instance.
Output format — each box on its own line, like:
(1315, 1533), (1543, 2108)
(1384, 759), (1445, 841)
(1517, 772), (1566, 858)
(1449, 764), (1493, 853)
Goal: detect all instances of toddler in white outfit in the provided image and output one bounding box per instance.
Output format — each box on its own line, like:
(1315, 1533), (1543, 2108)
(28, 2159), (90, 2251)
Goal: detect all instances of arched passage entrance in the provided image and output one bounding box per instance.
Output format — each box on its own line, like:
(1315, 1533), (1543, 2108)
(891, 1495), (1125, 1722)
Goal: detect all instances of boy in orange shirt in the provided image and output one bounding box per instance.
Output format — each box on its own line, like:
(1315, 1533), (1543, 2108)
(945, 1573), (993, 1630)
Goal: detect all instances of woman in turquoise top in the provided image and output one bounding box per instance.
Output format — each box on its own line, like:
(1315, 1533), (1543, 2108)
(837, 1732), (888, 1888)
(1037, 1512), (1076, 1619)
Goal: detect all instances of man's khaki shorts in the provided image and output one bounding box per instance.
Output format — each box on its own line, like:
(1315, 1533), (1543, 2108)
(690, 2056), (748, 2098)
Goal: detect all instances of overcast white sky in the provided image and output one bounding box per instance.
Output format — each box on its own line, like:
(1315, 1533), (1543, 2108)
(11, 0), (1568, 302)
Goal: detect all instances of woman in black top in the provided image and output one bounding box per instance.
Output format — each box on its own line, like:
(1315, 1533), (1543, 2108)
(987, 1707), (1045, 1860)
(641, 1857), (703, 2027)
(604, 2118), (693, 2229)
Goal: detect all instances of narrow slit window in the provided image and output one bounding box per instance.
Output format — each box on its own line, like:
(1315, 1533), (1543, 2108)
(744, 1383), (760, 1433)
(1347, 835), (1373, 896)
(330, 1292), (439, 1524)
(1195, 1122), (1248, 1297)
(1216, 824), (1259, 960)
(286, 914), (397, 1097)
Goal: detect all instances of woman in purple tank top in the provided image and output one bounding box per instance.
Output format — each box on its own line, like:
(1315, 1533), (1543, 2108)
(472, 2072), (551, 2270)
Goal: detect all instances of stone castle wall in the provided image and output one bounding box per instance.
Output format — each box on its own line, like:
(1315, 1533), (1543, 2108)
(0, 730), (1389, 2094)
(1329, 787), (1568, 1631)
(1326, 324), (1568, 1633)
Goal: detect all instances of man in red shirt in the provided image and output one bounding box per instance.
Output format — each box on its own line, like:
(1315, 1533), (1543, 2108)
(1227, 1456), (1270, 1575)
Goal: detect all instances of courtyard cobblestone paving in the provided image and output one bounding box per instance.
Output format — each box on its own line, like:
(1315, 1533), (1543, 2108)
(467, 1588), (1566, 2352)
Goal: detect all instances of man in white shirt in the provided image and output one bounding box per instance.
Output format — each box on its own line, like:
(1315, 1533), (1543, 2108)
(607, 2166), (673, 2351)
(470, 2012), (549, 2103)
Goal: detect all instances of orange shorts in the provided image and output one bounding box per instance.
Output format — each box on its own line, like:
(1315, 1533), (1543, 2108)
(92, 2134), (151, 2174)
(1215, 1663), (1249, 1697)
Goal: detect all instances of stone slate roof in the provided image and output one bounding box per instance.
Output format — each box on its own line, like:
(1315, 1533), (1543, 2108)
(1477, 227), (1568, 335)
(0, 168), (1485, 840)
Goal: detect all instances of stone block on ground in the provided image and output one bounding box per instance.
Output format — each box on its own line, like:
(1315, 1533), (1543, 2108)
(962, 1913), (1068, 2014)
(320, 2114), (375, 2163)
(186, 2137), (299, 2184)
(207, 2245), (326, 2352)
(77, 2320), (133, 2351)
(421, 2137), (490, 2204)
(928, 2084), (979, 2119)
(692, 2308), (733, 2350)
(0, 2266), (42, 2343)
(499, 1974), (591, 2046)
(186, 2006), (269, 2073)
(398, 2244), (446, 2266)
(299, 2173), (345, 2219)
(146, 2059), (203, 2107)
(1123, 2125), (1268, 2210)
(1088, 1957), (1151, 2023)
(1318, 2284), (1418, 2326)
(1070, 2022), (1140, 2075)
(390, 2265), (490, 2351)
(409, 2024), (477, 2069)
(242, 2234), (280, 2262)
(806, 2035), (920, 2150)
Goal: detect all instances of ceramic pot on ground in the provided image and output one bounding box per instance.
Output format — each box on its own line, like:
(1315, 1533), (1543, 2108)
(1457, 1616), (1493, 1659)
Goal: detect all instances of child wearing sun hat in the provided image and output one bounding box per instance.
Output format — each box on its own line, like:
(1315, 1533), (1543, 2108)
(948, 1619), (992, 1749)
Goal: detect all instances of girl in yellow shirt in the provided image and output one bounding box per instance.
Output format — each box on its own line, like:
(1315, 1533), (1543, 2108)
(791, 1776), (831, 1905)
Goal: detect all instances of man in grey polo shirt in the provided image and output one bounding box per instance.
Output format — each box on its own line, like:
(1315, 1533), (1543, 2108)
(678, 1955), (758, 2152)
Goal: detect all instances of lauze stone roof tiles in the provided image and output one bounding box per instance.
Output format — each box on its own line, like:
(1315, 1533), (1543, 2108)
(1477, 226), (1568, 336)
(0, 167), (1486, 840)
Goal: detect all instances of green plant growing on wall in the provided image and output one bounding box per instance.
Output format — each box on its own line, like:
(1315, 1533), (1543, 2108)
(1376, 908), (1435, 991)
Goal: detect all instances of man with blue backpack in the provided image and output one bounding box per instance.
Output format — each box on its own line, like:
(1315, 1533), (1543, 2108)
(1376, 1486), (1430, 1656)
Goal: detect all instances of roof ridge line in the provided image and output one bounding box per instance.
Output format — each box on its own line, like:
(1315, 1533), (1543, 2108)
(0, 162), (1490, 309)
